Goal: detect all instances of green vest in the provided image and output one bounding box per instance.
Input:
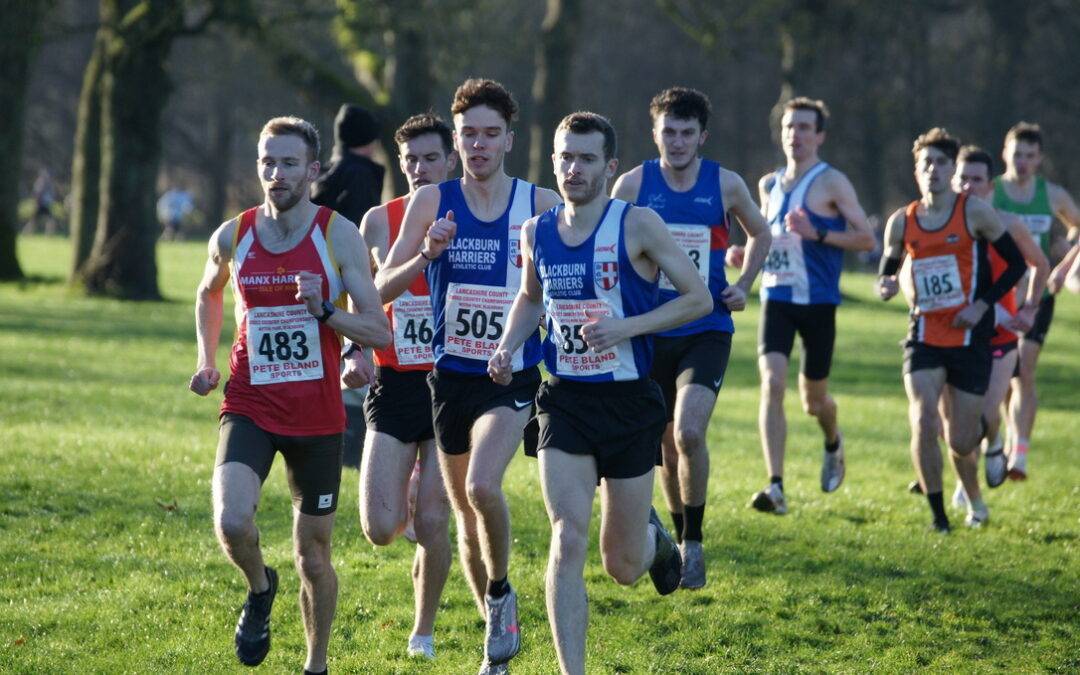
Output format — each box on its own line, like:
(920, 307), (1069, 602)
(992, 176), (1053, 256)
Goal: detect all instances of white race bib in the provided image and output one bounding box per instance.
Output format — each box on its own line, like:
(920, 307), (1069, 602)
(1021, 214), (1052, 235)
(247, 305), (323, 385)
(659, 224), (710, 291)
(912, 255), (965, 313)
(548, 298), (619, 376)
(444, 283), (513, 361)
(391, 292), (435, 365)
(761, 232), (808, 289)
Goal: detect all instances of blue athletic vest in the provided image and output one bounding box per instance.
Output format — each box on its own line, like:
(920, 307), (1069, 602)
(533, 200), (658, 382)
(761, 162), (846, 305)
(425, 178), (542, 374)
(635, 158), (732, 336)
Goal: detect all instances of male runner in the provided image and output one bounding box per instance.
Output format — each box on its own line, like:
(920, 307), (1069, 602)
(190, 117), (391, 673)
(611, 87), (770, 589)
(747, 97), (874, 515)
(902, 145), (1048, 521)
(489, 111), (710, 675)
(993, 122), (1080, 479)
(877, 128), (1025, 532)
(350, 113), (457, 659)
(377, 79), (562, 672)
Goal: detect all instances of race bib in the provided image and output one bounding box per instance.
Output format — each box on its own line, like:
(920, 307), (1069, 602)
(659, 224), (710, 291)
(548, 299), (619, 376)
(912, 255), (964, 313)
(444, 283), (513, 361)
(761, 232), (808, 289)
(391, 292), (434, 365)
(247, 304), (323, 385)
(1021, 214), (1052, 235)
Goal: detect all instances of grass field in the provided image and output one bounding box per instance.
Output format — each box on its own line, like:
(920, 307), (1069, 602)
(2, 234), (1078, 673)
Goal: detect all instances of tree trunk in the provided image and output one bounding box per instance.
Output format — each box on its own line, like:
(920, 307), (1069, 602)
(0, 1), (51, 280)
(528, 0), (582, 188)
(69, 36), (105, 280)
(79, 0), (182, 299)
(205, 81), (234, 230)
(384, 21), (435, 195)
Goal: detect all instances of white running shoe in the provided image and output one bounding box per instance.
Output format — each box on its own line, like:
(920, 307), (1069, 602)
(820, 433), (845, 493)
(965, 501), (989, 528)
(750, 483), (788, 515)
(407, 633), (435, 659)
(951, 482), (968, 510)
(984, 439), (1008, 488)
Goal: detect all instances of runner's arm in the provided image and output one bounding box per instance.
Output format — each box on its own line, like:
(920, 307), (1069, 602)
(969, 198), (1024, 309)
(724, 170), (772, 295)
(191, 220), (235, 394)
(321, 217), (391, 349)
(619, 207), (712, 337)
(1049, 182), (1080, 242)
(535, 186), (564, 213)
(1005, 214), (1049, 306)
(610, 166), (643, 203)
(359, 204), (390, 272)
(756, 173), (774, 217)
(489, 219), (545, 383)
(877, 208), (906, 301)
(820, 171), (876, 251)
(375, 185), (447, 302)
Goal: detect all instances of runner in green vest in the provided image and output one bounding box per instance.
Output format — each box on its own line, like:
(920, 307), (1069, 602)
(993, 122), (1080, 480)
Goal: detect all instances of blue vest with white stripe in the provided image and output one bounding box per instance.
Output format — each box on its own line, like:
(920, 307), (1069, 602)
(533, 200), (658, 382)
(425, 178), (543, 374)
(635, 158), (732, 336)
(761, 162), (846, 305)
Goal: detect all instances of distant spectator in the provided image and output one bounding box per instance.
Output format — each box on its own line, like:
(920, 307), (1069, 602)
(26, 168), (59, 235)
(311, 104), (385, 224)
(157, 187), (194, 240)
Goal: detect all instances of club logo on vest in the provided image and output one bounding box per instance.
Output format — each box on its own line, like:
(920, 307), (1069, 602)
(509, 237), (522, 268)
(946, 234), (960, 244)
(594, 261), (619, 290)
(646, 193), (666, 211)
(595, 243), (616, 254)
(694, 196), (714, 206)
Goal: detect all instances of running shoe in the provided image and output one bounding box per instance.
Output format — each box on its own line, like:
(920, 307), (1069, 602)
(908, 479), (924, 495)
(750, 483), (788, 515)
(1007, 451), (1028, 481)
(951, 482), (968, 510)
(483, 585), (520, 665)
(648, 507), (682, 595)
(679, 540), (705, 590)
(930, 519), (952, 534)
(407, 633), (435, 659)
(965, 501), (989, 528)
(235, 566), (277, 666)
(478, 660), (509, 674)
(820, 433), (845, 493)
(984, 440), (1008, 488)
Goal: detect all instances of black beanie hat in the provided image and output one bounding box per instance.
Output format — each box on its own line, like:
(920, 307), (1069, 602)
(335, 104), (380, 148)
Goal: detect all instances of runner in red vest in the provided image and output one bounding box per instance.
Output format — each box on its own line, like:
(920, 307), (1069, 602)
(190, 117), (389, 674)
(349, 113), (457, 660)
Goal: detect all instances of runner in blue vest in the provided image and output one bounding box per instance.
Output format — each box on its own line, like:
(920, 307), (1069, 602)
(490, 112), (710, 675)
(377, 79), (562, 674)
(747, 98), (874, 515)
(612, 87), (771, 589)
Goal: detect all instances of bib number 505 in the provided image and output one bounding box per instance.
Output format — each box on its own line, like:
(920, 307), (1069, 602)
(454, 308), (504, 341)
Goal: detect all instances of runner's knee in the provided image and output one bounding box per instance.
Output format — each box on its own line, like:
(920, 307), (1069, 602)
(295, 541), (333, 582)
(465, 477), (502, 511)
(673, 424), (705, 454)
(413, 507), (451, 547)
(550, 518), (589, 567)
(602, 547), (644, 586)
(215, 510), (255, 545)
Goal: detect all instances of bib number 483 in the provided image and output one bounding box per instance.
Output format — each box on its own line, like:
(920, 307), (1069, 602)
(257, 330), (310, 362)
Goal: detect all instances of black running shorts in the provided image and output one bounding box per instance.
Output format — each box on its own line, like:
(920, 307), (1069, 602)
(364, 368), (435, 445)
(216, 413), (343, 515)
(758, 300), (837, 380)
(534, 377), (667, 480)
(650, 330), (732, 422)
(1022, 294), (1055, 345)
(903, 341), (992, 396)
(991, 340), (1018, 360)
(427, 366), (542, 455)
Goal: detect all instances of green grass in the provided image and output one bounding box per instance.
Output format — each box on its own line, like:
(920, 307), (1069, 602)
(2, 235), (1078, 673)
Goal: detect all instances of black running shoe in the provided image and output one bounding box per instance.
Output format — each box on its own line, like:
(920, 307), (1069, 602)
(647, 508), (681, 595)
(908, 480), (923, 495)
(930, 520), (951, 535)
(235, 566), (277, 666)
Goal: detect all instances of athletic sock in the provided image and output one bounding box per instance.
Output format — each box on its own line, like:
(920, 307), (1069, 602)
(770, 476), (784, 493)
(1014, 438), (1030, 456)
(487, 576), (509, 598)
(825, 437), (841, 453)
(683, 504), (705, 542)
(669, 512), (684, 544)
(927, 491), (949, 527)
(303, 670), (327, 675)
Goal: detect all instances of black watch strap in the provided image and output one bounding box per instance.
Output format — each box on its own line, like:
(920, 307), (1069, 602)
(341, 342), (360, 358)
(317, 300), (336, 323)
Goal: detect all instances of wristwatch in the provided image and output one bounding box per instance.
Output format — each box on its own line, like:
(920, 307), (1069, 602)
(341, 342), (360, 358)
(316, 300), (336, 323)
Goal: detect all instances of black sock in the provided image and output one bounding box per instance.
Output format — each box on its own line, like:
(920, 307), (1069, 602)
(683, 504), (705, 542)
(669, 512), (684, 544)
(926, 491), (949, 526)
(487, 576), (509, 598)
(825, 437), (841, 453)
(304, 670), (327, 675)
(770, 476), (784, 493)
